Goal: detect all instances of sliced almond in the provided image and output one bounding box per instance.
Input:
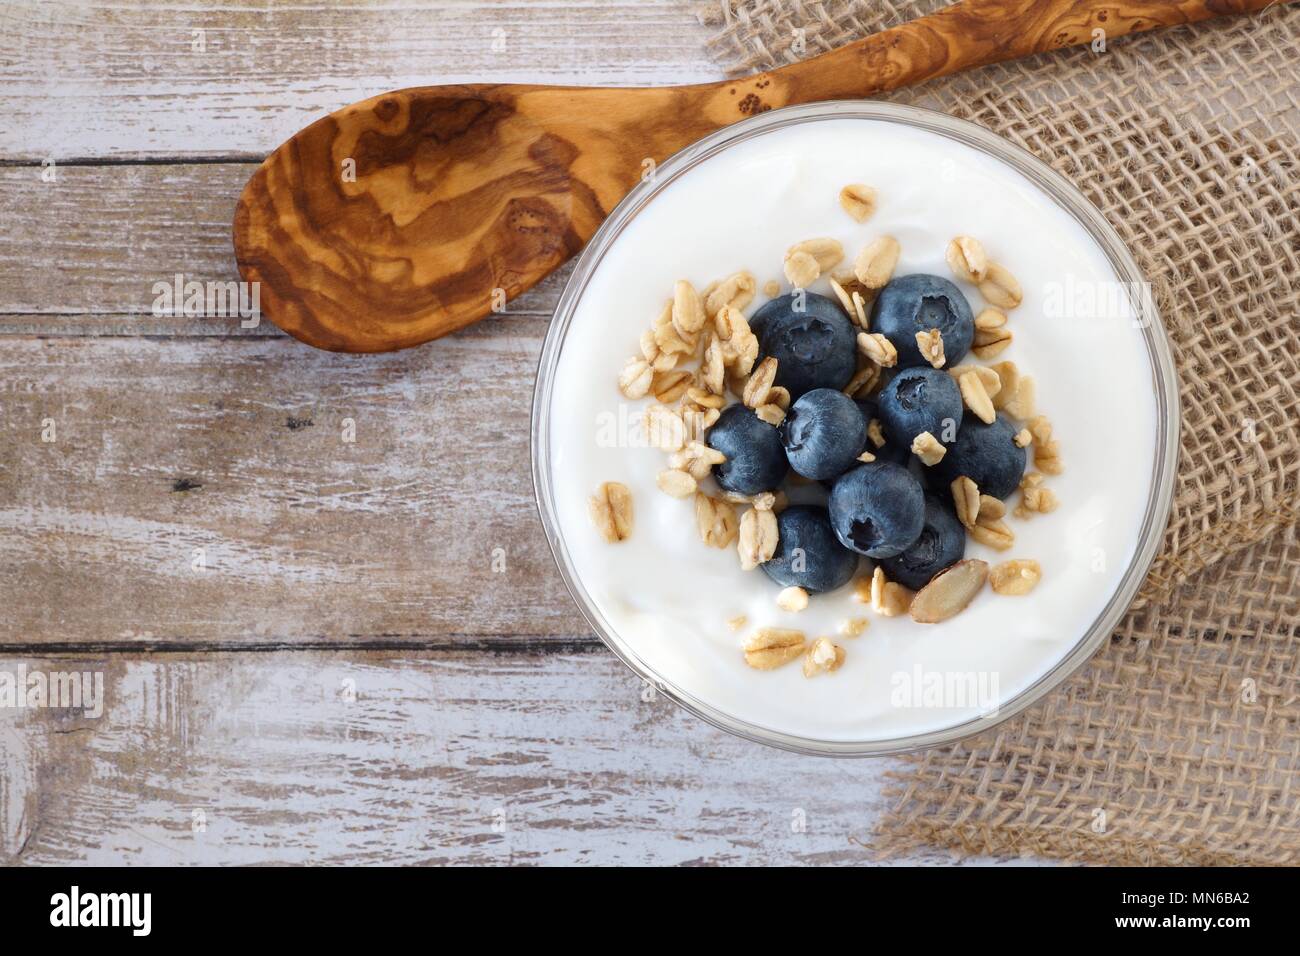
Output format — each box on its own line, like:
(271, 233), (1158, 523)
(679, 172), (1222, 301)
(951, 476), (981, 529)
(672, 279), (706, 336)
(911, 431), (946, 466)
(909, 559), (989, 623)
(777, 586), (810, 612)
(946, 236), (989, 283)
(839, 183), (877, 222)
(802, 637), (846, 677)
(978, 262), (1023, 309)
(743, 628), (807, 671)
(853, 236), (901, 289)
(617, 357), (653, 398)
(695, 493), (739, 548)
(990, 559), (1042, 596)
(857, 331), (898, 367)
(588, 482), (633, 543)
(958, 369), (996, 424)
(656, 469), (697, 498)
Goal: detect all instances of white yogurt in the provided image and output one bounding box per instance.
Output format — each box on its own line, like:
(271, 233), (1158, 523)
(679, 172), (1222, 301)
(547, 118), (1158, 743)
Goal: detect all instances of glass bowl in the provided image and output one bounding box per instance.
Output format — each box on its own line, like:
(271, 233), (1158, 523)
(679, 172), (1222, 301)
(531, 101), (1179, 756)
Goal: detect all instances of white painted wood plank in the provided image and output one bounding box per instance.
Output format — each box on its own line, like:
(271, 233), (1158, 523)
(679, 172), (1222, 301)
(0, 650), (1034, 865)
(0, 163), (569, 322)
(2, 0), (724, 161)
(0, 329), (592, 645)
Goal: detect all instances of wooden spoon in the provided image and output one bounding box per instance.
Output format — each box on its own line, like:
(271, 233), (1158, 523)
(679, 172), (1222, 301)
(233, 0), (1280, 352)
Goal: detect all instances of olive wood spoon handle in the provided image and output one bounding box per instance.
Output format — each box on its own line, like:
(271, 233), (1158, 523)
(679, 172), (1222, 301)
(233, 0), (1283, 352)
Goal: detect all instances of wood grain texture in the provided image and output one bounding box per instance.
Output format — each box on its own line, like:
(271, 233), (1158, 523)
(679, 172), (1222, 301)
(0, 163), (569, 331)
(0, 651), (1034, 866)
(0, 0), (723, 162)
(232, 0), (1280, 352)
(0, 327), (595, 647)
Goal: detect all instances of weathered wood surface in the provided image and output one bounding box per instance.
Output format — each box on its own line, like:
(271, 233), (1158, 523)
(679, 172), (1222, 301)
(1, 0), (723, 162)
(0, 0), (1034, 864)
(0, 163), (570, 329)
(0, 326), (593, 647)
(0, 651), (1032, 866)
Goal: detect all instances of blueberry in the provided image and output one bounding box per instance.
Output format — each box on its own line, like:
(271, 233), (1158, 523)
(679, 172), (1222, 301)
(930, 412), (1027, 500)
(876, 366), (963, 450)
(828, 460), (925, 558)
(761, 505), (859, 593)
(871, 275), (974, 368)
(853, 398), (913, 466)
(779, 388), (868, 481)
(879, 496), (966, 590)
(750, 292), (856, 399)
(705, 403), (787, 496)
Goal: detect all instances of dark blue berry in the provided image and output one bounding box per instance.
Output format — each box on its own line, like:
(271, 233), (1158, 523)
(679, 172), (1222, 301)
(877, 366), (963, 450)
(779, 388), (868, 481)
(828, 460), (925, 559)
(879, 496), (966, 590)
(761, 505), (859, 593)
(853, 398), (913, 466)
(871, 275), (974, 368)
(749, 292), (856, 399)
(705, 404), (787, 496)
(930, 412), (1027, 500)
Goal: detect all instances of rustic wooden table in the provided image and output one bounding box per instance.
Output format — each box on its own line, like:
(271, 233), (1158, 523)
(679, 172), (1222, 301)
(0, 0), (1029, 865)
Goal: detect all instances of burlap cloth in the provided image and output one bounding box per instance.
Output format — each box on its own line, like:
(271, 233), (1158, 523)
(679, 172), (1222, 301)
(702, 1), (1300, 864)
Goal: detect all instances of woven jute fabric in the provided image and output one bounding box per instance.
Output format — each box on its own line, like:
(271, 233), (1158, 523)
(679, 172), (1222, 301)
(701, 1), (1300, 863)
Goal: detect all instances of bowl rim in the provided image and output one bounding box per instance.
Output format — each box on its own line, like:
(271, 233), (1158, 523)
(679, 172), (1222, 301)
(530, 100), (1180, 757)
